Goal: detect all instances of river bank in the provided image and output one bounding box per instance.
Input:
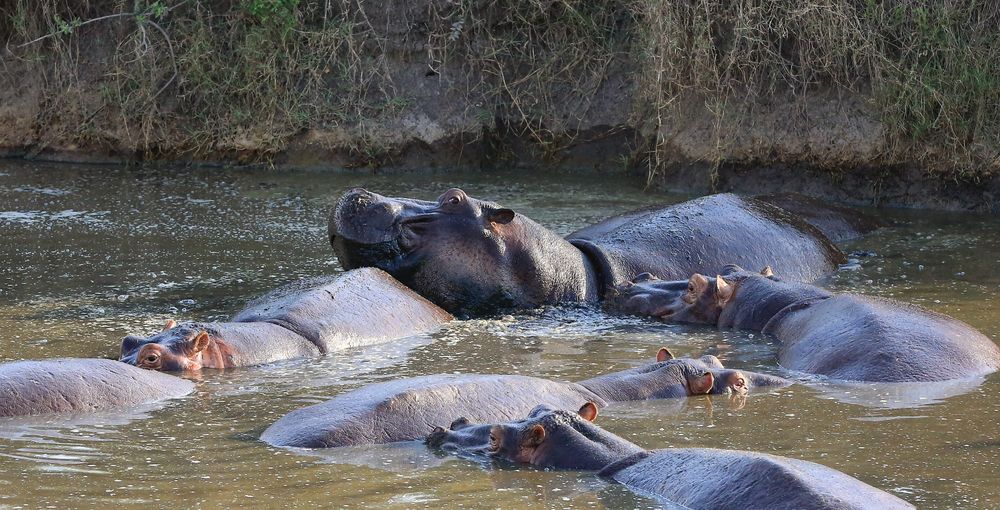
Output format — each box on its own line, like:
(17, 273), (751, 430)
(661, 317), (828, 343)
(2, 1), (998, 211)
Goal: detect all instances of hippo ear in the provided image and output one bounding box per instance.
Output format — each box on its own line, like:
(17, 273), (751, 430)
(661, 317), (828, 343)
(760, 266), (775, 277)
(715, 276), (734, 306)
(163, 319), (177, 331)
(577, 402), (599, 422)
(688, 371), (715, 395)
(488, 208), (515, 225)
(690, 273), (709, 293)
(524, 424), (546, 446)
(656, 347), (675, 362)
(191, 331), (211, 354)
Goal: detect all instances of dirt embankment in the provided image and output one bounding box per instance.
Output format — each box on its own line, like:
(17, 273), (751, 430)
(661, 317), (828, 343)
(1, 1), (998, 212)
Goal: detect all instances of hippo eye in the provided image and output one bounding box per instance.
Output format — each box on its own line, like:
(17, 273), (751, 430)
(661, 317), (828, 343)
(145, 354), (158, 363)
(447, 195), (461, 205)
(488, 432), (500, 452)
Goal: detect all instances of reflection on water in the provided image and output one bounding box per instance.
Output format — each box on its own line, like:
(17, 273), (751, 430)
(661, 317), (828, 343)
(0, 160), (998, 508)
(808, 377), (990, 410)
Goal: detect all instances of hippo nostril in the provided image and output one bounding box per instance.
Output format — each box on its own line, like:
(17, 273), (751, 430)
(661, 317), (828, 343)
(729, 376), (749, 394)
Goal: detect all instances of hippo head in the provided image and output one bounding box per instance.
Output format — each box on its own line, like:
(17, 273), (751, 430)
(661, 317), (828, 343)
(609, 266), (774, 324)
(645, 348), (790, 395)
(119, 320), (214, 371)
(426, 403), (642, 470)
(581, 347), (790, 402)
(330, 188), (584, 317)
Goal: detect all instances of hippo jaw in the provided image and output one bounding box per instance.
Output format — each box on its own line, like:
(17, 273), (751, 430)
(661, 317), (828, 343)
(329, 188), (434, 274)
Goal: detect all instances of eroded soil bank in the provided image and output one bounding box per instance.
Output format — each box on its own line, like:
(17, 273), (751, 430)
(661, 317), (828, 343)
(2, 1), (998, 211)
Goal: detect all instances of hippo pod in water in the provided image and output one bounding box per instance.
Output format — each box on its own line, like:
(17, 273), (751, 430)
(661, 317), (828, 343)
(120, 268), (452, 371)
(260, 349), (790, 448)
(0, 358), (194, 418)
(427, 404), (914, 510)
(330, 188), (878, 317)
(610, 265), (1000, 382)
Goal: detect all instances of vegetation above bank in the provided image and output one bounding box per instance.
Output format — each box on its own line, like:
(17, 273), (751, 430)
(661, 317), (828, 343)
(2, 0), (998, 182)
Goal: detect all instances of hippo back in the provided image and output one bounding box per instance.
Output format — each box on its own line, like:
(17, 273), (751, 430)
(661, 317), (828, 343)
(233, 268), (452, 353)
(567, 194), (846, 288)
(0, 359), (194, 417)
(767, 295), (1000, 382)
(260, 374), (604, 448)
(756, 192), (883, 243)
(601, 448), (914, 509)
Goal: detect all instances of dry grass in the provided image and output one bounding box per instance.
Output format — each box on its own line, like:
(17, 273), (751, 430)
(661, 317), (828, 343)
(2, 0), (999, 176)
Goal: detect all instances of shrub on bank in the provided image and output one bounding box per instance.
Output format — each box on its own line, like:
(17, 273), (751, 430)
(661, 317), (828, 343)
(2, 0), (997, 177)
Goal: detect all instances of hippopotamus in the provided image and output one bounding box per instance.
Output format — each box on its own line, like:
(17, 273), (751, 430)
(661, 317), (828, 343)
(329, 189), (876, 317)
(0, 358), (194, 418)
(755, 192), (884, 243)
(610, 265), (1000, 382)
(120, 268), (452, 371)
(426, 405), (914, 510)
(260, 349), (789, 447)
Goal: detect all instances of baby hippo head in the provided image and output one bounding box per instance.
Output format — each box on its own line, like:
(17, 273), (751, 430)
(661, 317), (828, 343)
(119, 320), (213, 372)
(426, 403), (642, 471)
(609, 266), (774, 324)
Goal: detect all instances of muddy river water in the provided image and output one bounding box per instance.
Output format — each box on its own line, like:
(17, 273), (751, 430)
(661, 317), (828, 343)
(0, 160), (997, 508)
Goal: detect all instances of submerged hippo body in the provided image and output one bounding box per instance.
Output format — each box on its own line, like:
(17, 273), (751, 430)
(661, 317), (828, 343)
(0, 358), (194, 418)
(604, 449), (914, 510)
(611, 266), (1000, 382)
(260, 374), (603, 448)
(330, 189), (871, 317)
(261, 351), (789, 448)
(427, 406), (913, 510)
(120, 268), (452, 371)
(755, 192), (883, 243)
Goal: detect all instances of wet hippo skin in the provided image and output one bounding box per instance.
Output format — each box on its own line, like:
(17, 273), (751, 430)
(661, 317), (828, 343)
(120, 268), (452, 371)
(261, 350), (789, 448)
(610, 265), (1000, 382)
(330, 189), (875, 317)
(427, 405), (914, 510)
(755, 192), (884, 244)
(0, 358), (195, 417)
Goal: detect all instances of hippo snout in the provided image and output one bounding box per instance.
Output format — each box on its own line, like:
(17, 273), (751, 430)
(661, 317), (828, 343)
(119, 334), (145, 364)
(332, 188), (405, 244)
(426, 427), (450, 448)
